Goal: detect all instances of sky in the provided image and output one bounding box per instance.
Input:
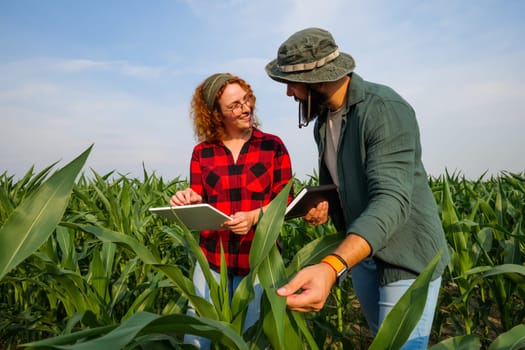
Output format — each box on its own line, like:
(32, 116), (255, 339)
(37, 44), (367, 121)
(1, 0), (524, 182)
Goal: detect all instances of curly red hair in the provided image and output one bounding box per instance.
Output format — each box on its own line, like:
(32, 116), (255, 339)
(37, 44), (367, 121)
(191, 75), (259, 143)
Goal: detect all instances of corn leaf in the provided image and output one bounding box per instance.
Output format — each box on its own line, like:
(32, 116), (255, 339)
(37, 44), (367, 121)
(230, 272), (255, 331)
(55, 225), (76, 270)
(250, 180), (318, 349)
(165, 223), (221, 309)
(429, 335), (481, 349)
(217, 242), (233, 321)
(249, 182), (290, 348)
(258, 245), (288, 349)
(369, 249), (443, 350)
(0, 145), (92, 280)
(489, 324), (525, 350)
(69, 223), (159, 264)
(466, 263), (525, 277)
(249, 180), (292, 269)
(285, 232), (345, 276)
(89, 246), (107, 302)
(109, 257), (139, 311)
(22, 311), (248, 350)
(155, 263), (220, 321)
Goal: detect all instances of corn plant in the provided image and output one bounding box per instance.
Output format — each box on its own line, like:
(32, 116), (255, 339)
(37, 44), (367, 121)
(0, 146), (91, 281)
(434, 172), (525, 347)
(1, 147), (525, 349)
(1, 157), (435, 349)
(20, 180), (324, 349)
(0, 146), (92, 345)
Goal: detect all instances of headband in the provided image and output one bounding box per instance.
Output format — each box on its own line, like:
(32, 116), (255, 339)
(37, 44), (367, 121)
(202, 73), (234, 111)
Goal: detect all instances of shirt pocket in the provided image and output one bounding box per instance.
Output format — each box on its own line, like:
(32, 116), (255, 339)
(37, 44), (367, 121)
(245, 161), (273, 202)
(200, 164), (224, 203)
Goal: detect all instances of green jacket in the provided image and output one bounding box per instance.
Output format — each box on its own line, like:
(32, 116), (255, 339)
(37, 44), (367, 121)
(314, 73), (450, 285)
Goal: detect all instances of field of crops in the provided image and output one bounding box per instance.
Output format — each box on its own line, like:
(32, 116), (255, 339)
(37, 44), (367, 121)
(1, 147), (524, 349)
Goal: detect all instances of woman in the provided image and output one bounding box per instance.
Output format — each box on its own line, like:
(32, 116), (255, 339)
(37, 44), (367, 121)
(170, 73), (292, 348)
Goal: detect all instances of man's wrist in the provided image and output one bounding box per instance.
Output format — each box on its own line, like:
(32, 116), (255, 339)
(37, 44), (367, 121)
(320, 258), (338, 280)
(320, 253), (349, 284)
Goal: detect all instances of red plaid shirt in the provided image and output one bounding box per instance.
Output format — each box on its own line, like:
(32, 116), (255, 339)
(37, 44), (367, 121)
(189, 128), (292, 276)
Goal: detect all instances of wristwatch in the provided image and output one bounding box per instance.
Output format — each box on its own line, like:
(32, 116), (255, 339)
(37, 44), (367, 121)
(321, 253), (349, 284)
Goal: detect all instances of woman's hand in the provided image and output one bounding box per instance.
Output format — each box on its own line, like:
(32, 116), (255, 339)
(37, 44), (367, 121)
(170, 188), (202, 206)
(222, 209), (259, 235)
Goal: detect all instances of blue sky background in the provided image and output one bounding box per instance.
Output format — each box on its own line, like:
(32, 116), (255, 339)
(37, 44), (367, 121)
(2, 0), (524, 182)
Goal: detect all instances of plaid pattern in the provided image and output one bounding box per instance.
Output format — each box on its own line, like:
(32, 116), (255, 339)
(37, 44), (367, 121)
(190, 128), (292, 276)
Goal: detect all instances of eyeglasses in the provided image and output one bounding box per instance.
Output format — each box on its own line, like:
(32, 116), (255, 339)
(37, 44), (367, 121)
(223, 94), (254, 116)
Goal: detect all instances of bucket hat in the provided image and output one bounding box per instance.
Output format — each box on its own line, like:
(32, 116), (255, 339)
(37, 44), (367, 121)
(265, 27), (355, 84)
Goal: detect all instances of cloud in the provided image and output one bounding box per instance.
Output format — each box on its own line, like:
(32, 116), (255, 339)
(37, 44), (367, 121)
(60, 58), (163, 79)
(0, 57), (164, 81)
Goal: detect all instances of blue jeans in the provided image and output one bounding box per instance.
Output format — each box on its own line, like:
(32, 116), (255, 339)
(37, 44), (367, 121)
(351, 259), (441, 349)
(184, 263), (262, 349)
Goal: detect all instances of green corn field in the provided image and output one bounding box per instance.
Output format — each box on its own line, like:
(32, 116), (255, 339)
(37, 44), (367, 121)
(1, 146), (524, 349)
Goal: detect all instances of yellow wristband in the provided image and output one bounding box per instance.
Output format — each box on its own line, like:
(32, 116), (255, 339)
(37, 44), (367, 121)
(321, 254), (346, 275)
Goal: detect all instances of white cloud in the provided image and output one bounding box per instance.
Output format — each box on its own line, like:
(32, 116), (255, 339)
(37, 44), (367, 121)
(53, 59), (107, 72)
(0, 57), (164, 80)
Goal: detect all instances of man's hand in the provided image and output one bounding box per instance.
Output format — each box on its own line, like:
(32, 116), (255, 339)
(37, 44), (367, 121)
(278, 234), (372, 312)
(303, 201), (329, 225)
(276, 263), (336, 312)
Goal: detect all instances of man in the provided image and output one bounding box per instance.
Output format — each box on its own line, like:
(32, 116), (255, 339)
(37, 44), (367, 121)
(265, 27), (450, 349)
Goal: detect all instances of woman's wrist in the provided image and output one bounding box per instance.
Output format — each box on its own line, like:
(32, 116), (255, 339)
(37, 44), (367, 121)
(250, 210), (258, 226)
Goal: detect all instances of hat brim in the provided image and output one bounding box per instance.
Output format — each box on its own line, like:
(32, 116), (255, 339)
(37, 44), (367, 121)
(265, 52), (355, 84)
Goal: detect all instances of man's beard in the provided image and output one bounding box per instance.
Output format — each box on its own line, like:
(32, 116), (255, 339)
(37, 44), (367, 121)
(298, 88), (329, 128)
